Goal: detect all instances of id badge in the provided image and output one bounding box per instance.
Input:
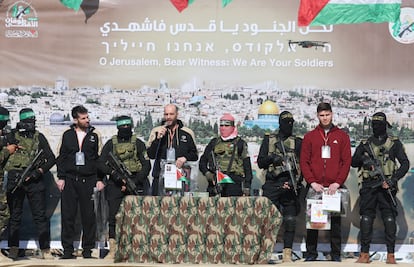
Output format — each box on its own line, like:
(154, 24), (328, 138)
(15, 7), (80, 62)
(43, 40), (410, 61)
(321, 145), (331, 159)
(76, 151), (85, 165)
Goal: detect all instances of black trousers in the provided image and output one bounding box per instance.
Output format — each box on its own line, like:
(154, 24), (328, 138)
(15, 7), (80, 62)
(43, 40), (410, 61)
(60, 177), (96, 253)
(262, 180), (299, 248)
(7, 175), (50, 249)
(359, 186), (397, 253)
(305, 215), (341, 258)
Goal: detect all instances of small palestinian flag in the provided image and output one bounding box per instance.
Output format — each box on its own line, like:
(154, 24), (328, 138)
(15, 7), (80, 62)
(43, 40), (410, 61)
(177, 169), (189, 184)
(217, 170), (234, 184)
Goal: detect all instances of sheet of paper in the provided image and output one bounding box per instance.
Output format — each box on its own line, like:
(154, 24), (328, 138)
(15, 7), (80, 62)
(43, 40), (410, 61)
(310, 202), (328, 223)
(322, 190), (341, 212)
(164, 163), (181, 189)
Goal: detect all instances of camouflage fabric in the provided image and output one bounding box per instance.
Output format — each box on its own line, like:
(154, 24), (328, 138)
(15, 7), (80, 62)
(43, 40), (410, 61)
(0, 185), (8, 232)
(115, 196), (281, 264)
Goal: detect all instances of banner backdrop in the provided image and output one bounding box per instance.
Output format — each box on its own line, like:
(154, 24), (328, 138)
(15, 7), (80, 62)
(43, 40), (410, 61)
(1, 0), (414, 253)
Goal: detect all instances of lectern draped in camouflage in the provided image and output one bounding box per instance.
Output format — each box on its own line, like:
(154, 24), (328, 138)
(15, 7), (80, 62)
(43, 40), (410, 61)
(115, 196), (281, 264)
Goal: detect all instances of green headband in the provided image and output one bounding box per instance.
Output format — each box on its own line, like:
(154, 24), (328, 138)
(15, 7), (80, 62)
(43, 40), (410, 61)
(372, 115), (385, 122)
(220, 120), (235, 126)
(280, 113), (293, 120)
(20, 111), (35, 120)
(0, 114), (9, 121)
(117, 118), (132, 126)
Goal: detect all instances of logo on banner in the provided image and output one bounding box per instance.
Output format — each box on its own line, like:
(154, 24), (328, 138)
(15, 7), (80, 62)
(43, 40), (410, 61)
(389, 7), (414, 44)
(4, 1), (39, 38)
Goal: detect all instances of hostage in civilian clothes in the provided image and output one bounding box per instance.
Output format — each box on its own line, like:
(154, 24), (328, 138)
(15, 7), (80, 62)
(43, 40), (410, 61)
(56, 105), (105, 259)
(300, 103), (351, 262)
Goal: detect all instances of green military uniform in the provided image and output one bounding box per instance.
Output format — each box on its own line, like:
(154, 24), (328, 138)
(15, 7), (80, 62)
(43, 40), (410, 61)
(0, 147), (10, 233)
(199, 136), (253, 197)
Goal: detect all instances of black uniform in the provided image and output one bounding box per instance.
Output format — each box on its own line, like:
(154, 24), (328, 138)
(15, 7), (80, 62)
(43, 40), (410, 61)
(257, 133), (302, 249)
(147, 120), (198, 196)
(99, 135), (150, 239)
(6, 130), (55, 251)
(56, 125), (101, 257)
(352, 134), (409, 253)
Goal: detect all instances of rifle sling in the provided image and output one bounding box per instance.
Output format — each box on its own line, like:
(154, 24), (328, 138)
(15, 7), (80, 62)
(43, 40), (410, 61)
(226, 138), (238, 174)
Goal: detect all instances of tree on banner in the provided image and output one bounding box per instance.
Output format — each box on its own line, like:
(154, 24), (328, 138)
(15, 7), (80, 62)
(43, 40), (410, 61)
(298, 0), (402, 26)
(217, 170), (234, 184)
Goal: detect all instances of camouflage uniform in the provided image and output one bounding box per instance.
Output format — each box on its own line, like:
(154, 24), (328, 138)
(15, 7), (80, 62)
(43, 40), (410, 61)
(0, 147), (10, 233)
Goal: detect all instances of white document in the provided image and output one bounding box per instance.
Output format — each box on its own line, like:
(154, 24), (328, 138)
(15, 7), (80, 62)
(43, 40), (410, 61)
(322, 190), (341, 212)
(310, 201), (328, 223)
(164, 163), (180, 189)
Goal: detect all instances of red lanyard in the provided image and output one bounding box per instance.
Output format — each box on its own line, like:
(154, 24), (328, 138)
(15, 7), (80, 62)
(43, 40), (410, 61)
(319, 130), (329, 146)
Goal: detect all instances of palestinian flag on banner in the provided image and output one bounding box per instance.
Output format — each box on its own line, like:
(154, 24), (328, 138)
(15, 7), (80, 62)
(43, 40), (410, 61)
(170, 0), (195, 12)
(60, 0), (83, 11)
(217, 170), (234, 184)
(298, 0), (401, 26)
(177, 169), (189, 183)
(171, 0), (232, 12)
(222, 0), (233, 8)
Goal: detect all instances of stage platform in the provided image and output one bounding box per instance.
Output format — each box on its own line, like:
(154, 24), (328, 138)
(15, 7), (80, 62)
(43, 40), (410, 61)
(1, 255), (414, 267)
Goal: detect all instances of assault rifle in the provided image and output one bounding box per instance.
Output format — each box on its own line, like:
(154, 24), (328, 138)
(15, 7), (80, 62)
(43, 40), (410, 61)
(106, 151), (142, 195)
(278, 140), (299, 196)
(364, 143), (397, 207)
(0, 128), (19, 147)
(11, 149), (45, 194)
(209, 150), (221, 196)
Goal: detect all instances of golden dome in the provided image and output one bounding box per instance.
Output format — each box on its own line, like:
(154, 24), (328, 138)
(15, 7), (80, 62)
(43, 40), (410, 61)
(258, 100), (279, 115)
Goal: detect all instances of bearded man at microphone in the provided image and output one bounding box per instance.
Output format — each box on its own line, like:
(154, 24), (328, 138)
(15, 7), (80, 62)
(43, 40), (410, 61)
(146, 104), (198, 196)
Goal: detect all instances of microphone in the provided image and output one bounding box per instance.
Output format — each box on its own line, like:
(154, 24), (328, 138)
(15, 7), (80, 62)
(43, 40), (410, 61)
(158, 122), (168, 139)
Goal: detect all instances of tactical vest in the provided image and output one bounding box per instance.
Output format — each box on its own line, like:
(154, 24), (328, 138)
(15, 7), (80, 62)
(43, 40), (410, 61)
(5, 131), (39, 171)
(213, 137), (245, 177)
(112, 135), (142, 173)
(359, 136), (397, 181)
(267, 135), (300, 177)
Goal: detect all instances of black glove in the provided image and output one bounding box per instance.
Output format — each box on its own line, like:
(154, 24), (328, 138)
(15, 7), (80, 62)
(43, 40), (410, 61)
(271, 154), (283, 165)
(207, 181), (218, 197)
(362, 155), (375, 169)
(29, 169), (42, 181)
(205, 171), (215, 182)
(111, 170), (124, 184)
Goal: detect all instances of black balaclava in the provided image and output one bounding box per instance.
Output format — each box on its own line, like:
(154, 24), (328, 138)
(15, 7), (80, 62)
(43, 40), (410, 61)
(0, 107), (9, 129)
(117, 115), (133, 139)
(371, 112), (391, 144)
(279, 111), (294, 138)
(18, 108), (36, 135)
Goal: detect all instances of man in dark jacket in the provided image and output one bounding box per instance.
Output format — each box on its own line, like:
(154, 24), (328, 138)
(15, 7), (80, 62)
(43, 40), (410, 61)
(147, 104), (198, 196)
(56, 105), (104, 259)
(300, 102), (351, 262)
(99, 115), (150, 259)
(5, 108), (55, 260)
